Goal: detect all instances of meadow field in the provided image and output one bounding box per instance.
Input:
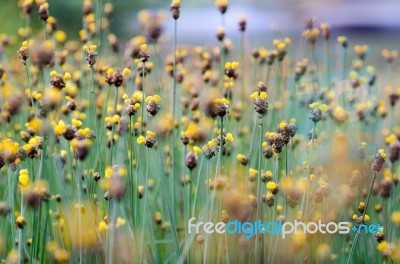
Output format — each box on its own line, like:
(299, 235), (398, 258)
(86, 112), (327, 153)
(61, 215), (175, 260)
(0, 0), (399, 263)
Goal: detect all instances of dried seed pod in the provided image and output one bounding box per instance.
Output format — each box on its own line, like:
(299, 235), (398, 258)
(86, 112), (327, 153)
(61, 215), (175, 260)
(185, 151), (197, 170)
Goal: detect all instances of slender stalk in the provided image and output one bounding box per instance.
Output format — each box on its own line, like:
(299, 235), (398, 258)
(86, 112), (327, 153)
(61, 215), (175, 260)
(110, 88), (119, 164)
(300, 122), (316, 218)
(171, 19), (178, 221)
(204, 116), (224, 263)
(347, 171), (377, 264)
(24, 63), (36, 116)
(77, 159), (83, 264)
(140, 62), (146, 136)
(18, 189), (24, 262)
(255, 115), (263, 263)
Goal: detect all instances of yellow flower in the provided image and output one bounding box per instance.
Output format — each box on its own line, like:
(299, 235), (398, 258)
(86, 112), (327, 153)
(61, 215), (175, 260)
(193, 146), (202, 155)
(260, 92), (268, 100)
(50, 70), (58, 78)
(267, 181), (277, 190)
(19, 169), (30, 187)
(208, 139), (217, 147)
(116, 217), (126, 228)
(106, 68), (114, 75)
(377, 241), (389, 252)
(137, 136), (145, 145)
(54, 30), (67, 43)
(309, 102), (320, 109)
(122, 68), (131, 77)
(379, 149), (387, 159)
(98, 220), (108, 232)
(319, 104), (329, 112)
(105, 167), (113, 178)
(72, 119), (82, 128)
(147, 131), (156, 137)
(140, 44), (147, 52)
(250, 92), (258, 99)
(386, 134), (397, 144)
(337, 36), (347, 44)
(249, 168), (258, 175)
(63, 72), (71, 81)
(226, 133), (233, 142)
(392, 211), (400, 225)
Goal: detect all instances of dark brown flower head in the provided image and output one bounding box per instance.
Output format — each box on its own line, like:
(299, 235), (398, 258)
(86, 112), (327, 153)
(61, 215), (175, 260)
(379, 178), (392, 198)
(271, 133), (285, 154)
(101, 3), (112, 17)
(304, 18), (317, 29)
(50, 73), (65, 90)
(18, 43), (29, 65)
(277, 122), (292, 145)
(22, 0), (33, 15)
(263, 146), (274, 159)
(66, 99), (76, 111)
(185, 151), (197, 170)
(224, 61), (238, 78)
(202, 144), (215, 159)
(105, 69), (123, 87)
(138, 11), (165, 43)
(82, 0), (93, 15)
(63, 125), (76, 141)
(7, 95), (23, 116)
(251, 92), (268, 116)
(170, 0), (181, 19)
(320, 24), (330, 40)
(38, 2), (50, 21)
(213, 98), (229, 117)
(145, 96), (161, 116)
(371, 150), (386, 172)
(137, 44), (150, 63)
(216, 27), (225, 42)
(124, 103), (139, 117)
(257, 82), (267, 92)
(0, 202), (10, 216)
(73, 139), (92, 160)
(181, 133), (190, 145)
(264, 194), (274, 207)
(110, 179), (127, 202)
(83, 44), (97, 67)
(375, 233), (385, 243)
(238, 16), (246, 32)
(92, 172), (101, 181)
(145, 136), (156, 148)
(0, 153), (5, 169)
(108, 34), (119, 52)
(215, 0), (228, 14)
(389, 142), (400, 163)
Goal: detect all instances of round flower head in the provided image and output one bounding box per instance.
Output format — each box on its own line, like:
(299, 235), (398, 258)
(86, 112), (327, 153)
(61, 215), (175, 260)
(337, 36), (348, 48)
(170, 0), (181, 19)
(309, 102), (328, 123)
(250, 91), (268, 116)
(371, 149), (386, 172)
(145, 95), (161, 116)
(83, 44), (97, 67)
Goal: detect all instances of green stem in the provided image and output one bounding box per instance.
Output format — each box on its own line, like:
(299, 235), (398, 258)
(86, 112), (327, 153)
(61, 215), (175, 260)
(347, 171), (377, 264)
